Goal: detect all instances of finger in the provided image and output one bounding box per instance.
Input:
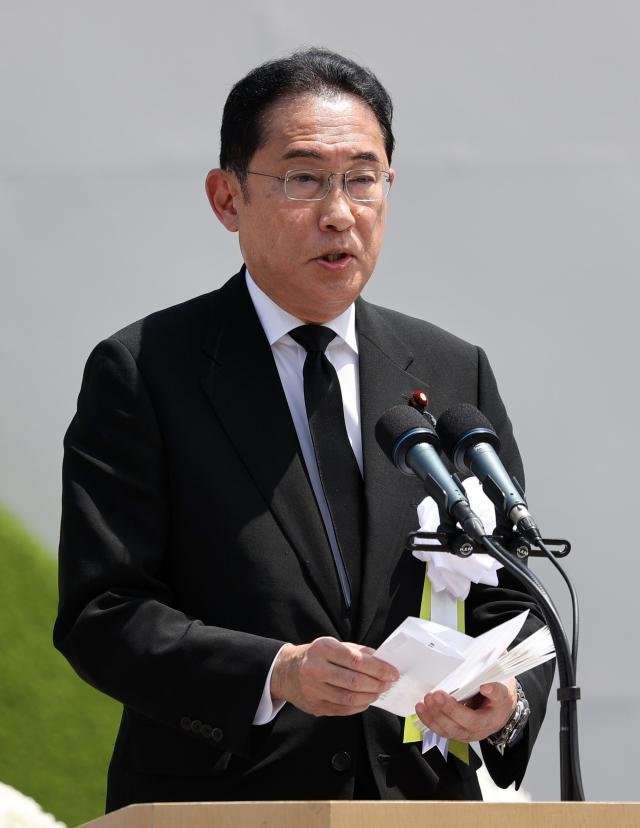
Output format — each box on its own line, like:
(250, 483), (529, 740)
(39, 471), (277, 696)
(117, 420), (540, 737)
(417, 688), (515, 742)
(416, 695), (476, 741)
(418, 692), (496, 740)
(479, 682), (513, 706)
(321, 640), (399, 682)
(415, 705), (472, 741)
(321, 662), (394, 695)
(424, 692), (482, 727)
(433, 691), (500, 728)
(300, 641), (395, 692)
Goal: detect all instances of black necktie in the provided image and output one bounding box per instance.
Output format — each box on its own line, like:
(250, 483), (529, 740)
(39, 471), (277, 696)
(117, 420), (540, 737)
(289, 325), (363, 608)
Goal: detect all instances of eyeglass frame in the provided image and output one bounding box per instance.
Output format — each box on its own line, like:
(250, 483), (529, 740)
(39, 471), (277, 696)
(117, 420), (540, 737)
(244, 168), (393, 202)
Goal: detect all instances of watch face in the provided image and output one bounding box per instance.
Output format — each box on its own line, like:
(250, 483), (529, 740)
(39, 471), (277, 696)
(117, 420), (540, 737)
(506, 699), (531, 747)
(487, 681), (531, 752)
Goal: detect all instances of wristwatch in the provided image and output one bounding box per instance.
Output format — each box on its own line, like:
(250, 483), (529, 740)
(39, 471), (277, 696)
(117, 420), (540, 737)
(486, 679), (530, 755)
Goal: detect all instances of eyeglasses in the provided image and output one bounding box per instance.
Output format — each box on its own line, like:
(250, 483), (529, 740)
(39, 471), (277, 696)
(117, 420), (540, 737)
(245, 168), (392, 202)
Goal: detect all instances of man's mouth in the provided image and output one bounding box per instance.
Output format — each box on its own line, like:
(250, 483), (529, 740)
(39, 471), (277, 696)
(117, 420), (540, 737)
(320, 253), (351, 262)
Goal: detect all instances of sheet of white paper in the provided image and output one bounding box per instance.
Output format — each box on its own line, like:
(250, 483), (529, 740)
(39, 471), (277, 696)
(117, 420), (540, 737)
(431, 611), (529, 697)
(374, 624), (464, 716)
(451, 626), (556, 701)
(372, 610), (541, 718)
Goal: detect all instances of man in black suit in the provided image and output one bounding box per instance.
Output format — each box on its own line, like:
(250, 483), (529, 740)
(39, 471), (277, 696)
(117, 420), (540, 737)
(54, 48), (553, 809)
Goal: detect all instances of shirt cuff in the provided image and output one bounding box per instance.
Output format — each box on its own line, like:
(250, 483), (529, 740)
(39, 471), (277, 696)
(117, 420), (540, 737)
(252, 643), (289, 725)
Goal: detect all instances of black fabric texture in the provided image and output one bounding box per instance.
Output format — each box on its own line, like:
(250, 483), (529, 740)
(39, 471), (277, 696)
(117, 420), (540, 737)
(289, 324), (364, 608)
(54, 268), (553, 809)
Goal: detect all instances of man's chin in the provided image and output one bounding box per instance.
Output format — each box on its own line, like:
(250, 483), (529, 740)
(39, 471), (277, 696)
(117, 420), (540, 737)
(300, 282), (370, 323)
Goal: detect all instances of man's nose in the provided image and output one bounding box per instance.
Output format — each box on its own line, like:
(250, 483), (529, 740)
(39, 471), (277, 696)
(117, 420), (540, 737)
(319, 176), (356, 232)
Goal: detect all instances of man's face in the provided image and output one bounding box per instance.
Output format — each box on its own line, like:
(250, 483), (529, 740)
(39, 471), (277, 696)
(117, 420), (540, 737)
(216, 93), (393, 323)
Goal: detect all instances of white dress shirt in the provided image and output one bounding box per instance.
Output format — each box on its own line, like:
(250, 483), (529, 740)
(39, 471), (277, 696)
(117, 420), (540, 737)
(244, 269), (362, 724)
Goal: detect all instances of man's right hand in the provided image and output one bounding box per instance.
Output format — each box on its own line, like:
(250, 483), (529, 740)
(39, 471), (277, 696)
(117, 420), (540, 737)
(270, 637), (399, 716)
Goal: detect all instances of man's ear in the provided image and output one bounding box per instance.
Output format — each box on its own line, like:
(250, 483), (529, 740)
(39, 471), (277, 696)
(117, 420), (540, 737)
(205, 169), (242, 232)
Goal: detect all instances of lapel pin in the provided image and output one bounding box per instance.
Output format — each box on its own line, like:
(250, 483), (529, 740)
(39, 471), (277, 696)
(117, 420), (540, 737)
(407, 389), (436, 428)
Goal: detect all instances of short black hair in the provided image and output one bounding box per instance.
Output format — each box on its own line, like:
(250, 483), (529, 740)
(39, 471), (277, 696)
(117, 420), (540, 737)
(219, 47), (394, 181)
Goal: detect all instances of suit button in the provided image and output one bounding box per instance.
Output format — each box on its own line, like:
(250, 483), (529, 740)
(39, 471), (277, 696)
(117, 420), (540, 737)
(190, 720), (202, 734)
(180, 717), (191, 731)
(331, 751), (351, 772)
(201, 724), (212, 738)
(211, 727), (224, 743)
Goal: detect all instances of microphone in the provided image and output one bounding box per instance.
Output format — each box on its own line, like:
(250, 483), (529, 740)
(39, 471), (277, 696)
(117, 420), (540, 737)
(435, 403), (542, 543)
(375, 405), (486, 542)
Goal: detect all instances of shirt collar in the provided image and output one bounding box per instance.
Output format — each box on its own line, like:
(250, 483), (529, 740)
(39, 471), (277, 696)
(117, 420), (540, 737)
(245, 268), (358, 354)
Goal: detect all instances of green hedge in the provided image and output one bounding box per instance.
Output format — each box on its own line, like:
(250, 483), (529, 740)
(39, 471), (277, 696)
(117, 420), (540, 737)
(0, 506), (121, 827)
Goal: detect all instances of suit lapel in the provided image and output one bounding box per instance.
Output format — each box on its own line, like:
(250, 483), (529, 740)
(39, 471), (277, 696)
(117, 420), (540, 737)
(355, 300), (432, 643)
(199, 271), (347, 635)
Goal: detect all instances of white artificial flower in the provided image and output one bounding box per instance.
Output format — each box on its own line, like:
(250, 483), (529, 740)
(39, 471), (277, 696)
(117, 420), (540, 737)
(0, 782), (66, 828)
(477, 763), (532, 802)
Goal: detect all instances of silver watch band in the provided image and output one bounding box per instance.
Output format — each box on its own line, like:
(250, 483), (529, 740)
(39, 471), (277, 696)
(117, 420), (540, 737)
(486, 679), (531, 756)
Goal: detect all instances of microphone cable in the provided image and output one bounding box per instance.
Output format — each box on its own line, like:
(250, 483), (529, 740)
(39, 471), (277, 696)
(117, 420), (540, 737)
(534, 537), (579, 673)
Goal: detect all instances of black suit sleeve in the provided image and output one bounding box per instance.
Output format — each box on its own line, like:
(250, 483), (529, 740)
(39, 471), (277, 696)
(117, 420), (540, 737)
(465, 575), (555, 789)
(54, 338), (284, 757)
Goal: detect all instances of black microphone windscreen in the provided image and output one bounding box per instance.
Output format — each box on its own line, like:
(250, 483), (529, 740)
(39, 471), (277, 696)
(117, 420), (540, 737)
(436, 403), (498, 458)
(375, 404), (434, 463)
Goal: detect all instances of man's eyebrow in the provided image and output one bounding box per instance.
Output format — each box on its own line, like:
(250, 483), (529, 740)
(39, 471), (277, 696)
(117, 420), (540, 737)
(352, 151), (383, 163)
(282, 149), (324, 161)
(281, 149), (384, 164)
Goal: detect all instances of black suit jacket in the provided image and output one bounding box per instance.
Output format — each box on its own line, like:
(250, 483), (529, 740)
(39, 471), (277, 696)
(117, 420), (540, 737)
(54, 269), (553, 809)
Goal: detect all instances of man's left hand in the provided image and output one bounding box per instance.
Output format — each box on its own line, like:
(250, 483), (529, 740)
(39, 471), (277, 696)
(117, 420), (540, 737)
(415, 677), (518, 743)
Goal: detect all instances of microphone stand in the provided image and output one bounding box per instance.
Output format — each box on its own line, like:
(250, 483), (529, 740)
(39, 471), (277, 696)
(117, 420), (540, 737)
(408, 525), (585, 801)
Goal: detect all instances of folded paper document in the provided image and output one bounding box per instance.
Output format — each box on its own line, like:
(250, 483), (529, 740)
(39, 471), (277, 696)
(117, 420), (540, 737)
(372, 610), (555, 718)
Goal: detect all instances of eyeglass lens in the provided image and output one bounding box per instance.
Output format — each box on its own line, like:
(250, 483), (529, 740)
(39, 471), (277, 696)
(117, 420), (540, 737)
(284, 170), (390, 201)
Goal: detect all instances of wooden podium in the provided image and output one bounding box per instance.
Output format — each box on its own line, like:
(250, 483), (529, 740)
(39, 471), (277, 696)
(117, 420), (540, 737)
(78, 801), (640, 828)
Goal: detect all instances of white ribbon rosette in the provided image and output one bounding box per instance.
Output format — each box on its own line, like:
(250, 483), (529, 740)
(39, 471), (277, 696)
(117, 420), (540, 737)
(412, 477), (501, 601)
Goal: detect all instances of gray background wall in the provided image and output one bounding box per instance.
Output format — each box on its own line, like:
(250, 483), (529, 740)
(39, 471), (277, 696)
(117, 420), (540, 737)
(1, 0), (638, 802)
